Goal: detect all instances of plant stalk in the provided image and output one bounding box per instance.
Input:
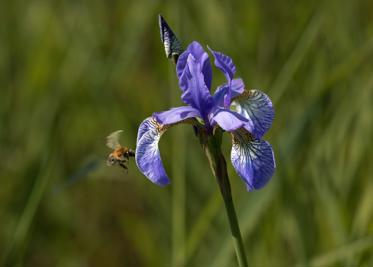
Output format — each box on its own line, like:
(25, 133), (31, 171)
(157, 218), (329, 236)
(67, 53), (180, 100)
(201, 132), (248, 267)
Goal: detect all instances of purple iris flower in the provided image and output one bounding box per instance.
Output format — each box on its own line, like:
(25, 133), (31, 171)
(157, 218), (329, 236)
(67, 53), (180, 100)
(135, 41), (275, 191)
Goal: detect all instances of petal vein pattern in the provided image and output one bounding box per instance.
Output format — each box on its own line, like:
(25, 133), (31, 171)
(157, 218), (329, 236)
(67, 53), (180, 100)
(232, 90), (274, 139)
(230, 128), (275, 191)
(135, 118), (170, 186)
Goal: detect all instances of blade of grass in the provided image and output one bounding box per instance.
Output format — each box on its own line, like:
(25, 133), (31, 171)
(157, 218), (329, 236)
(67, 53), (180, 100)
(307, 237), (373, 267)
(271, 10), (323, 104)
(2, 102), (60, 264)
(326, 36), (373, 88)
(3, 155), (56, 264)
(186, 190), (221, 261)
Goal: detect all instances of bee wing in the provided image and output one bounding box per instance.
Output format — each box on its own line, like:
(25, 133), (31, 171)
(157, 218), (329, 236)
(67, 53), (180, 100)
(106, 130), (123, 149)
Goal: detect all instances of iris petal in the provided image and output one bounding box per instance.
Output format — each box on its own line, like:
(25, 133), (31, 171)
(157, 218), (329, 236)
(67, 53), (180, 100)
(179, 54), (214, 119)
(210, 108), (249, 132)
(153, 106), (201, 125)
(209, 47), (241, 107)
(135, 118), (170, 186)
(136, 117), (153, 145)
(231, 128), (275, 191)
(208, 47), (236, 81)
(213, 78), (245, 107)
(232, 89), (274, 139)
(177, 41), (212, 90)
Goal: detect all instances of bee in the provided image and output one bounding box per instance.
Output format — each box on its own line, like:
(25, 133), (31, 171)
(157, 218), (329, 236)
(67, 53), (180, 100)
(106, 130), (135, 171)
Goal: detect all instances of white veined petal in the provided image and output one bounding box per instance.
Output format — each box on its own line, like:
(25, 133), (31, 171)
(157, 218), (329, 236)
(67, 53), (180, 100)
(232, 89), (274, 139)
(231, 128), (275, 191)
(135, 116), (199, 186)
(135, 118), (170, 186)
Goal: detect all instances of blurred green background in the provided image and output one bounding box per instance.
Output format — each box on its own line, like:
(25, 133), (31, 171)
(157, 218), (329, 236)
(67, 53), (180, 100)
(1, 0), (373, 266)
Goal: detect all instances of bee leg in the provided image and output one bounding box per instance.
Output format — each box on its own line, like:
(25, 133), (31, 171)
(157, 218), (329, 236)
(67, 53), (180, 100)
(119, 163), (128, 173)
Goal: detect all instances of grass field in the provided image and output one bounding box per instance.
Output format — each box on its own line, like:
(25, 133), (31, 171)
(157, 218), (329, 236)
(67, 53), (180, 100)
(0, 0), (372, 266)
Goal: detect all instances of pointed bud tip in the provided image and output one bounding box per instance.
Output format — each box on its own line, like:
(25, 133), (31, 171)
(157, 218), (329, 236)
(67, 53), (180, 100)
(157, 14), (183, 59)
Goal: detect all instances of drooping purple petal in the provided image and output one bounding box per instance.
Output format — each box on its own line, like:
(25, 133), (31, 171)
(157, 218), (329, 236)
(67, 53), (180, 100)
(208, 47), (236, 81)
(153, 106), (201, 125)
(213, 78), (245, 107)
(231, 128), (275, 191)
(210, 108), (249, 132)
(135, 118), (170, 186)
(179, 54), (214, 120)
(177, 41), (212, 90)
(232, 89), (274, 139)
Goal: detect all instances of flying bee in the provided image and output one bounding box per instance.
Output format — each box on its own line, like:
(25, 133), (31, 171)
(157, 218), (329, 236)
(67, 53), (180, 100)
(106, 130), (135, 171)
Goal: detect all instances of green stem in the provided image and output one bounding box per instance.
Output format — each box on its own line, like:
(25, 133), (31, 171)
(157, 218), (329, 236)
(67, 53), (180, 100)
(201, 131), (248, 267)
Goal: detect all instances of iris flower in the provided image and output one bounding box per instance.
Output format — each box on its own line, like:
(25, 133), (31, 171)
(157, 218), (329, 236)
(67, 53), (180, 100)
(135, 41), (275, 191)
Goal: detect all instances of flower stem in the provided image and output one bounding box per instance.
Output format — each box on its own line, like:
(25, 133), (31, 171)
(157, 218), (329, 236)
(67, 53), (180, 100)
(201, 131), (248, 267)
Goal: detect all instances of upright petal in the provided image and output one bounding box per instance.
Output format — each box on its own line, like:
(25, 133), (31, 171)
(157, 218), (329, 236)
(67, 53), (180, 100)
(177, 41), (212, 90)
(232, 89), (274, 139)
(208, 47), (236, 81)
(213, 78), (245, 107)
(231, 128), (275, 191)
(179, 54), (214, 120)
(209, 47), (240, 106)
(153, 106), (201, 125)
(135, 118), (170, 186)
